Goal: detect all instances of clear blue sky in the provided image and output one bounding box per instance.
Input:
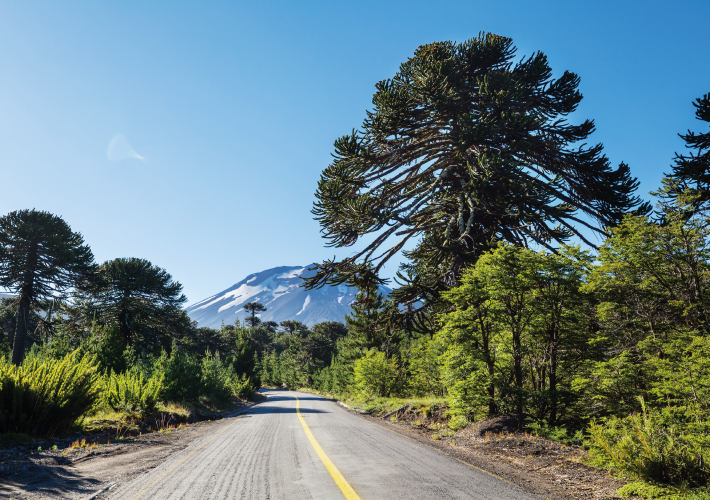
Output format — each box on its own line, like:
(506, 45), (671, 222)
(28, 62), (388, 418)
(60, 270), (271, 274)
(1, 1), (708, 304)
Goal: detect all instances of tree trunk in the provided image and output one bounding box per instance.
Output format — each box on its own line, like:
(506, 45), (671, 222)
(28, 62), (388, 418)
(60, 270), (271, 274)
(549, 324), (559, 425)
(119, 309), (132, 347)
(11, 296), (31, 365)
(482, 325), (497, 417)
(513, 330), (523, 415)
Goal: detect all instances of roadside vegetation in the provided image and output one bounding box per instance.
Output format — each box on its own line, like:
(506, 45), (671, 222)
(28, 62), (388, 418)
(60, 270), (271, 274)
(295, 35), (710, 499)
(1, 32), (709, 499)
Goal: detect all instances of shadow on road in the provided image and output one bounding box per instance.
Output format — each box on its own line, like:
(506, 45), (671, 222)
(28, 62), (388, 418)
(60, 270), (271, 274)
(0, 459), (103, 498)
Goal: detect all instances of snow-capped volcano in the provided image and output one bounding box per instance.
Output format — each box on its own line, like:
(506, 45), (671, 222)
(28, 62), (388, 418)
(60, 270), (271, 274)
(186, 264), (391, 328)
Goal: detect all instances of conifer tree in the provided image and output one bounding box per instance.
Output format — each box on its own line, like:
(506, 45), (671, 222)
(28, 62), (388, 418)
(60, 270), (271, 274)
(79, 257), (188, 352)
(305, 33), (649, 301)
(0, 210), (95, 364)
(665, 93), (710, 211)
(243, 302), (266, 327)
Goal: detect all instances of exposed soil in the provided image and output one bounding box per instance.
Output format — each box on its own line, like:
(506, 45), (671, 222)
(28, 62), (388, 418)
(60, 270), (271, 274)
(0, 402), (256, 499)
(362, 405), (631, 500)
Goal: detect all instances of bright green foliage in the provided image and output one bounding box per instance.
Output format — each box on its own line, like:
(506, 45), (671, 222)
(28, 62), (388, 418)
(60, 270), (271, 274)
(439, 243), (592, 422)
(199, 350), (253, 401)
(0, 350), (101, 435)
(104, 370), (161, 418)
(81, 323), (130, 374)
(153, 350), (202, 402)
(587, 400), (710, 486)
(618, 481), (710, 499)
(405, 336), (445, 397)
(577, 212), (710, 487)
(577, 214), (710, 419)
(354, 350), (399, 397)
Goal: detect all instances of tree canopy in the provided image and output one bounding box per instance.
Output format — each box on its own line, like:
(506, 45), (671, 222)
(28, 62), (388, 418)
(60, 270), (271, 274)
(0, 209), (95, 364)
(305, 33), (649, 303)
(243, 302), (266, 327)
(79, 257), (188, 352)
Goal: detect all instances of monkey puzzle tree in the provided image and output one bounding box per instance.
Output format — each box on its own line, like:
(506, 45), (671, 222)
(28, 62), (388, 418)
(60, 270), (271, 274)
(305, 33), (649, 303)
(664, 93), (710, 211)
(0, 209), (95, 364)
(243, 302), (266, 327)
(81, 257), (188, 352)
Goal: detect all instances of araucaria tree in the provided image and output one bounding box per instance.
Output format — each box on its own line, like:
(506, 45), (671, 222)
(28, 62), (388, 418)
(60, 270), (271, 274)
(81, 257), (188, 352)
(305, 33), (649, 301)
(0, 209), (95, 364)
(665, 93), (710, 210)
(243, 302), (266, 328)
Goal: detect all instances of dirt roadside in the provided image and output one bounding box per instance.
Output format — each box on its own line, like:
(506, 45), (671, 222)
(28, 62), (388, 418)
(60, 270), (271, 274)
(0, 403), (257, 500)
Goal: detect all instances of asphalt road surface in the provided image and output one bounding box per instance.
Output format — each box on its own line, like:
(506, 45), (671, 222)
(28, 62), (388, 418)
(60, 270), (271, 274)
(108, 389), (540, 500)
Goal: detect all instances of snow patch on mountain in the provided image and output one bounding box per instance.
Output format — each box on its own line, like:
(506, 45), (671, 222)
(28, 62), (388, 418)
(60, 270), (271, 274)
(186, 264), (391, 328)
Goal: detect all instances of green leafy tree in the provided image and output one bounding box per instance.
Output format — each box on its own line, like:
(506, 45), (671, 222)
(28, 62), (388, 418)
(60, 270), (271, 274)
(243, 302), (266, 327)
(305, 33), (648, 304)
(440, 243), (592, 421)
(579, 213), (710, 418)
(79, 257), (188, 353)
(0, 210), (95, 365)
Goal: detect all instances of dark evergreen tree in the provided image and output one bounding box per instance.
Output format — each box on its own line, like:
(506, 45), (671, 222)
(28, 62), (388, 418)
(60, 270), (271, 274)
(0, 209), (95, 364)
(80, 257), (188, 353)
(243, 302), (266, 327)
(305, 34), (649, 304)
(279, 320), (307, 336)
(665, 93), (710, 211)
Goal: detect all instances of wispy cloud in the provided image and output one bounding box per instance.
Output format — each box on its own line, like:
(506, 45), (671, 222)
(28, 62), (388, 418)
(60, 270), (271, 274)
(107, 134), (145, 162)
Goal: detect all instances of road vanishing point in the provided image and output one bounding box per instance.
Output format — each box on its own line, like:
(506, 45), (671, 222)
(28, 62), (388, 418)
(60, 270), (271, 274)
(108, 389), (540, 500)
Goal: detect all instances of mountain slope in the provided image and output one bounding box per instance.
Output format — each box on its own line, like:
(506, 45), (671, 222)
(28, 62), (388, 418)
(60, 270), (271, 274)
(186, 264), (391, 328)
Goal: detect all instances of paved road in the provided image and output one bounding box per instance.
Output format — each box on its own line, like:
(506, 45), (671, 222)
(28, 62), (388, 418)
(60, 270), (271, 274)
(108, 389), (540, 500)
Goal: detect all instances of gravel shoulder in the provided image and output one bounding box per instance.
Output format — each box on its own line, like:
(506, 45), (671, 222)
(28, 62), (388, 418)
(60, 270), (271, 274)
(0, 404), (257, 500)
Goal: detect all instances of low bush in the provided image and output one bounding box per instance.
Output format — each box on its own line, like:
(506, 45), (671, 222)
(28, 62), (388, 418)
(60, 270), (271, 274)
(103, 370), (162, 418)
(617, 481), (710, 499)
(0, 350), (101, 435)
(526, 420), (584, 446)
(586, 399), (710, 486)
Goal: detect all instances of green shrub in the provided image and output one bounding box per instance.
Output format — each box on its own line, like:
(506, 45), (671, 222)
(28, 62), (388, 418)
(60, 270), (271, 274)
(104, 371), (162, 417)
(527, 420), (584, 446)
(617, 481), (710, 499)
(200, 351), (242, 401)
(354, 351), (398, 397)
(232, 375), (255, 400)
(154, 350), (202, 401)
(586, 399), (710, 486)
(0, 350), (101, 435)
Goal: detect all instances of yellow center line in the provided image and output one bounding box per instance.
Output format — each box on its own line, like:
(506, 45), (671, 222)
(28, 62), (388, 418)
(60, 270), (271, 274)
(295, 395), (362, 500)
(127, 416), (243, 500)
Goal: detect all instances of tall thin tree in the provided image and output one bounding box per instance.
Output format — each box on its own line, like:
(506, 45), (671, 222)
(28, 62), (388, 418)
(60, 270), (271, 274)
(243, 302), (266, 328)
(0, 209), (94, 364)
